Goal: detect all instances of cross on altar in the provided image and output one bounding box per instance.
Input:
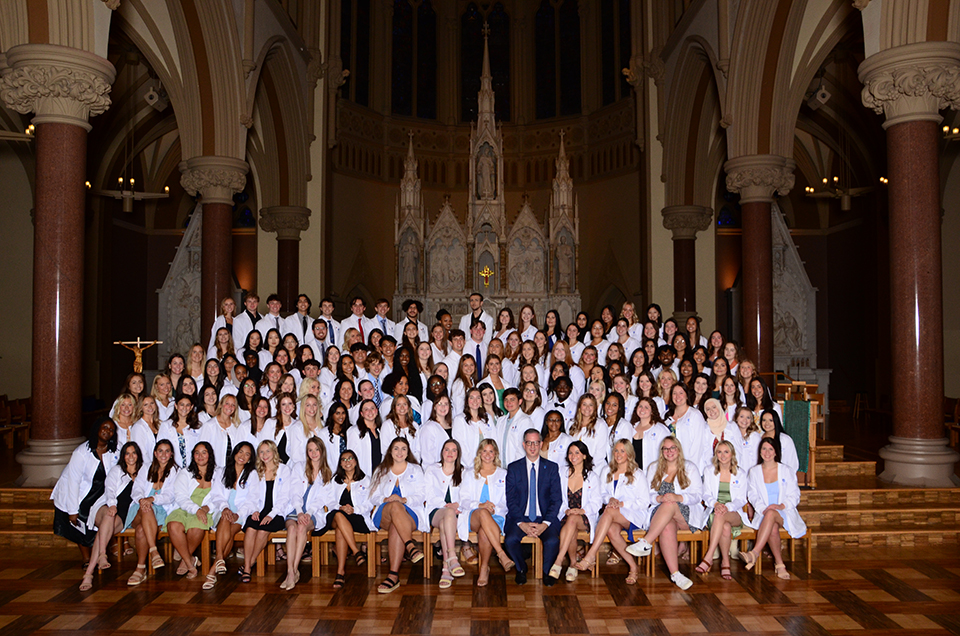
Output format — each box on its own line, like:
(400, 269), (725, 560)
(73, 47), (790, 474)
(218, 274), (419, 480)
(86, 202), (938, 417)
(114, 337), (162, 373)
(479, 266), (495, 287)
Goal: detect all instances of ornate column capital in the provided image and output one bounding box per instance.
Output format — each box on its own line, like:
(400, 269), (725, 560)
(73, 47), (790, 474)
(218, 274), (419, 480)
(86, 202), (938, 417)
(859, 41), (960, 128)
(0, 44), (116, 131)
(723, 154), (795, 204)
(259, 205), (312, 241)
(661, 205), (713, 240)
(179, 156), (248, 205)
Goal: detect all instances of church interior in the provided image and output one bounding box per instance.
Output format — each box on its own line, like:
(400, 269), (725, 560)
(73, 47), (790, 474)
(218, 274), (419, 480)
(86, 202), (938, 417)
(1, 1), (960, 634)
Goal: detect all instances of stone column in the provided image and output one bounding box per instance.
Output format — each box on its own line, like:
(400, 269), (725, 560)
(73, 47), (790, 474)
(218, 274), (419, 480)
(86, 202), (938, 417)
(259, 206), (312, 309)
(859, 41), (960, 486)
(180, 157), (249, 336)
(661, 205), (712, 322)
(723, 155), (794, 374)
(0, 44), (116, 486)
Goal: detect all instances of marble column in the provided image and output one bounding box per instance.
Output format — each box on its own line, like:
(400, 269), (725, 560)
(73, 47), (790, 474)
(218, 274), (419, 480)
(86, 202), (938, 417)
(259, 206), (312, 309)
(180, 156), (249, 336)
(859, 41), (960, 486)
(661, 205), (712, 322)
(0, 44), (116, 486)
(723, 155), (794, 375)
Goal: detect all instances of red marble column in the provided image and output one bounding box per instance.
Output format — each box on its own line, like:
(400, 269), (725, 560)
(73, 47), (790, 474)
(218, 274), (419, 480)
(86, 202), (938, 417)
(277, 240), (299, 309)
(673, 238), (696, 313)
(886, 120), (943, 439)
(31, 123), (88, 443)
(201, 201), (234, 336)
(740, 200), (774, 373)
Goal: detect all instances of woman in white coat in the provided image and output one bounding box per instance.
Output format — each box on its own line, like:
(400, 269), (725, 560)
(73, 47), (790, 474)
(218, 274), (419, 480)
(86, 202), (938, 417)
(458, 439), (515, 586)
(125, 440), (179, 586)
(696, 441), (749, 580)
(347, 399), (386, 477)
(79, 441), (143, 590)
(759, 409), (800, 474)
(282, 437), (335, 591)
(540, 410), (574, 465)
(51, 418), (119, 567)
(548, 440), (601, 582)
(666, 383), (709, 473)
(165, 441), (220, 580)
(575, 440), (649, 584)
(568, 394), (609, 467)
(622, 397), (672, 472)
(201, 441), (256, 588)
(319, 402), (351, 470)
(625, 436), (704, 591)
(368, 438), (427, 594)
(285, 394), (324, 465)
(314, 449), (374, 589)
(425, 439), (466, 589)
(732, 406), (762, 471)
(238, 440), (297, 582)
(160, 396), (204, 469)
(452, 388), (499, 467)
(741, 437), (806, 579)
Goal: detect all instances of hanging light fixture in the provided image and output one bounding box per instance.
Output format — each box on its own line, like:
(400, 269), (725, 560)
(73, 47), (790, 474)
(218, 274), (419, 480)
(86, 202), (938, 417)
(92, 51), (169, 211)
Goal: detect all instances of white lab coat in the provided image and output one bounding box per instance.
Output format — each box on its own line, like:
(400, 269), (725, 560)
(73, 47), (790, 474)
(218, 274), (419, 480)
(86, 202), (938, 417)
(559, 468), (603, 540)
(701, 466), (750, 526)
(745, 463), (806, 538)
(457, 466), (507, 541)
(367, 463), (427, 531)
(598, 464), (651, 531)
(645, 460), (705, 530)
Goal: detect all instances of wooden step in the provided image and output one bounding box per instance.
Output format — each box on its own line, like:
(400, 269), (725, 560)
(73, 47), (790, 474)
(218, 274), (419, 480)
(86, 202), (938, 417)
(804, 509), (960, 529)
(801, 486), (960, 508)
(0, 487), (53, 506)
(814, 443), (844, 462)
(816, 460), (877, 477)
(811, 523), (960, 548)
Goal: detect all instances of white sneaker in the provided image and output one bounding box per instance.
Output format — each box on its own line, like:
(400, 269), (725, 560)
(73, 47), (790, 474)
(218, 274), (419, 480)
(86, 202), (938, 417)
(625, 539), (652, 558)
(671, 571), (693, 590)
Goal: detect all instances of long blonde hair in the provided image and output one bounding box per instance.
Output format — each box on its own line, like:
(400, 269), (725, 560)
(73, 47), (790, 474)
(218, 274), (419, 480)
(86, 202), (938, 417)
(305, 436), (333, 485)
(568, 394), (599, 438)
(711, 440), (740, 476)
(473, 438), (502, 478)
(606, 439), (639, 484)
(649, 435), (691, 490)
(255, 440), (281, 479)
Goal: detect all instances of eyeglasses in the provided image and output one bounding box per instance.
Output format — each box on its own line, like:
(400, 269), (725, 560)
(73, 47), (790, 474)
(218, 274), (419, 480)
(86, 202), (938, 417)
(523, 440), (542, 446)
(341, 457), (355, 463)
(662, 446), (678, 452)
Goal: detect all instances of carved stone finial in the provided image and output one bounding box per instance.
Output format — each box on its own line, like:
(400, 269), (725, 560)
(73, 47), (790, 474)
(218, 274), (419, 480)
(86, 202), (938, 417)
(661, 205), (713, 240)
(0, 44), (116, 131)
(102, 0), (120, 9)
(852, 0), (870, 9)
(723, 155), (795, 203)
(239, 113), (253, 129)
(307, 48), (324, 86)
(858, 42), (960, 128)
(259, 205), (311, 241)
(179, 156), (249, 205)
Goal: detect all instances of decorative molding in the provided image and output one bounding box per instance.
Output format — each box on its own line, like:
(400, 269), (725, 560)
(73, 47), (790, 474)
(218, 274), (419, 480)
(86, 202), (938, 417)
(239, 113), (253, 129)
(306, 47), (324, 87)
(179, 156), (248, 205)
(259, 205), (311, 241)
(724, 154), (795, 203)
(102, 0), (120, 9)
(643, 48), (666, 87)
(852, 0), (871, 10)
(661, 205), (713, 240)
(0, 44), (116, 131)
(859, 42), (960, 128)
(324, 56), (350, 93)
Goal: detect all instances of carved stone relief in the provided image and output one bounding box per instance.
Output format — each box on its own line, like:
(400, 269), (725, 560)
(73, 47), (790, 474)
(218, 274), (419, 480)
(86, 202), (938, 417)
(158, 204), (203, 364)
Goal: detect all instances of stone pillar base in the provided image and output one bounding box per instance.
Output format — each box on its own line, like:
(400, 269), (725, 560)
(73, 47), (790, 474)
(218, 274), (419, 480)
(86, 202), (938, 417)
(878, 436), (960, 487)
(16, 437), (85, 487)
(672, 311), (697, 324)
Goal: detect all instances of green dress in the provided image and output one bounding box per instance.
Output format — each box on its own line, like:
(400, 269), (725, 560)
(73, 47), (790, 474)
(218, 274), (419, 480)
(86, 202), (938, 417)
(708, 481), (742, 537)
(165, 486), (215, 531)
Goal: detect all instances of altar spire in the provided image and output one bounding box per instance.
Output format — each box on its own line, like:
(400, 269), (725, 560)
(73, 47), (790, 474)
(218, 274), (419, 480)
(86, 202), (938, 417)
(477, 21), (496, 129)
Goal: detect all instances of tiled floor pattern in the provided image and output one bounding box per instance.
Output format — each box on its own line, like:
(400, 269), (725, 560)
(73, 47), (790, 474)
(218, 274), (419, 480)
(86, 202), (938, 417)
(0, 546), (959, 635)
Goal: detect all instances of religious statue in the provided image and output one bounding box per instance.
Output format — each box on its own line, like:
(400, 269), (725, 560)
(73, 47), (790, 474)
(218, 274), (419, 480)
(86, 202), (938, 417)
(556, 236), (574, 292)
(476, 145), (496, 199)
(115, 338), (161, 373)
(400, 242), (419, 292)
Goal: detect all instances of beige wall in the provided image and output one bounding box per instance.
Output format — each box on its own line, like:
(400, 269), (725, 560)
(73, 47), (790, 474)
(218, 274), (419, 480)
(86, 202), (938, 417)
(0, 147), (33, 399)
(943, 157), (960, 398)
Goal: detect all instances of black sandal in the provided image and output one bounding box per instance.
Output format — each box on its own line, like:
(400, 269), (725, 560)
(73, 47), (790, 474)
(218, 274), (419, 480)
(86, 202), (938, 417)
(239, 569), (251, 583)
(404, 540), (424, 564)
(354, 550), (367, 567)
(378, 570), (400, 594)
(333, 573), (345, 589)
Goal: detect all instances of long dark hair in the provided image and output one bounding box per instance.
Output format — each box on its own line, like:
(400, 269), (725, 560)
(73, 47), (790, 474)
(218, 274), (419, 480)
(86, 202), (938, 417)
(565, 440), (594, 478)
(745, 377), (774, 411)
(334, 449), (366, 484)
(325, 402), (351, 442)
(371, 438), (419, 490)
(357, 399), (382, 439)
(188, 441), (216, 481)
(439, 439), (463, 487)
(146, 440), (176, 484)
(222, 441), (256, 488)
(86, 416), (118, 454)
(117, 441), (144, 478)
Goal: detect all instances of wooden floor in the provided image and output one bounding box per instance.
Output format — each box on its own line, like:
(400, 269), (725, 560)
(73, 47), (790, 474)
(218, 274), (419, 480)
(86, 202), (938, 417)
(1, 545), (959, 636)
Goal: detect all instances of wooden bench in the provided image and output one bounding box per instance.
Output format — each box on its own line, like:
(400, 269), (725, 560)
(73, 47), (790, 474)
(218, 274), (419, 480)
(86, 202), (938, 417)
(421, 529), (542, 579)
(310, 530), (379, 578)
(732, 527), (812, 574)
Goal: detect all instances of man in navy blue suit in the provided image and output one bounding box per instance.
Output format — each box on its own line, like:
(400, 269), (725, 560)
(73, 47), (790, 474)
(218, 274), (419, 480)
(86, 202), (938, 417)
(505, 428), (562, 585)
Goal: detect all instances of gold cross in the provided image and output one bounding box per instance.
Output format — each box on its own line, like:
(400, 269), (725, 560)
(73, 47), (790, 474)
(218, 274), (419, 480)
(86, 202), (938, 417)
(479, 265), (494, 287)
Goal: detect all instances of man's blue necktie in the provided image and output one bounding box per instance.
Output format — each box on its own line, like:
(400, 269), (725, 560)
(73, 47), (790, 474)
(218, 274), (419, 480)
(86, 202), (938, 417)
(527, 464), (537, 521)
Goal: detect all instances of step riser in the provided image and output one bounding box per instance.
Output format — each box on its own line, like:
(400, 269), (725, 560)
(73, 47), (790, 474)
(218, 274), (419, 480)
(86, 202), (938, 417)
(812, 533), (960, 549)
(0, 490), (53, 506)
(803, 512), (960, 528)
(801, 490), (960, 507)
(816, 462), (877, 477)
(815, 447), (845, 462)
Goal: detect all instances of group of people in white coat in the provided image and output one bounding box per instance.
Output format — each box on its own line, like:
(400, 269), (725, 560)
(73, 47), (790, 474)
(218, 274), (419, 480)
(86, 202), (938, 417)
(52, 293), (805, 593)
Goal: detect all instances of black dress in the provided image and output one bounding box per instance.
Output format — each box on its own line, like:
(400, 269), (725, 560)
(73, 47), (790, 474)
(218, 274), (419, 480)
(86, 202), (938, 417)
(317, 485), (369, 534)
(243, 479), (287, 532)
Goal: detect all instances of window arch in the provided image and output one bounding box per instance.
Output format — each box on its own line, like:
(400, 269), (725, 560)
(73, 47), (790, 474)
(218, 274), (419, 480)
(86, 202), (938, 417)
(392, 0), (437, 119)
(535, 0), (581, 120)
(461, 2), (511, 122)
(341, 0), (370, 106)
(601, 0), (632, 106)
